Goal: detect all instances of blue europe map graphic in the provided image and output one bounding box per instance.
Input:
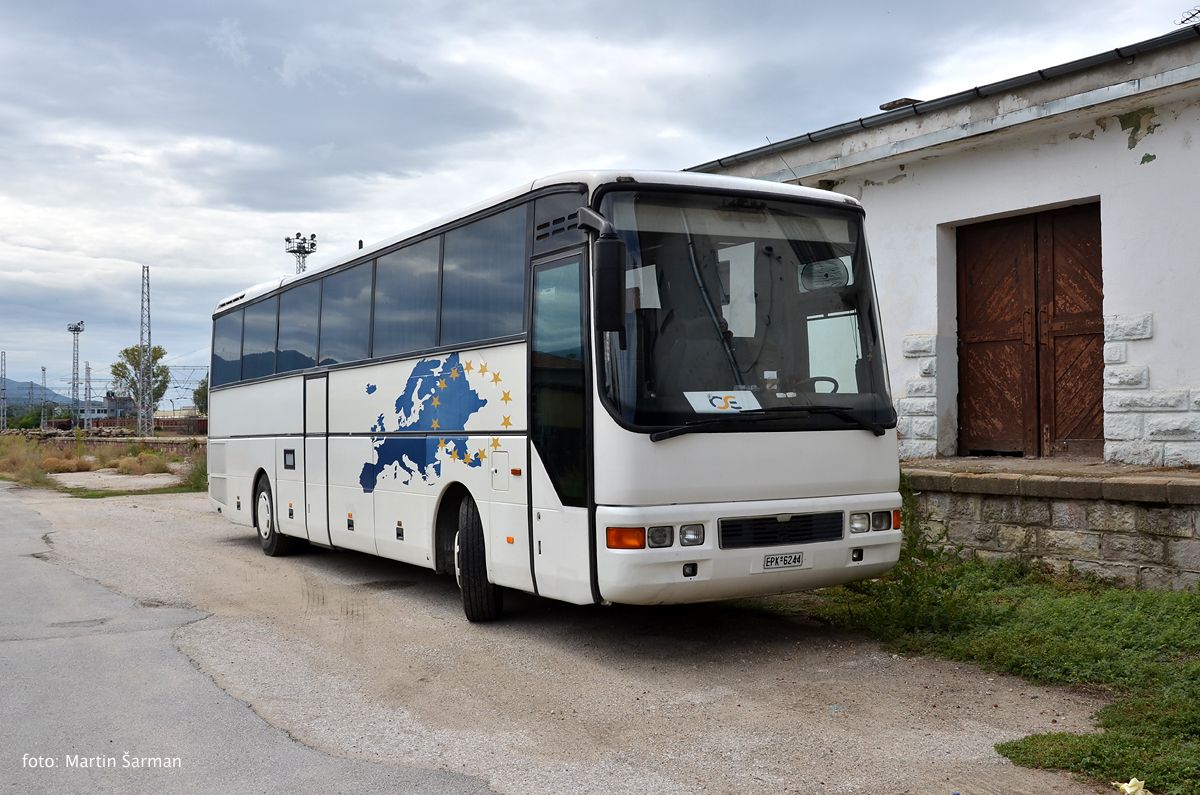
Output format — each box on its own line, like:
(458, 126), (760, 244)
(358, 352), (500, 493)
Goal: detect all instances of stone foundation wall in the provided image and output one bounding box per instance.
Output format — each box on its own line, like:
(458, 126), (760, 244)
(908, 469), (1200, 590)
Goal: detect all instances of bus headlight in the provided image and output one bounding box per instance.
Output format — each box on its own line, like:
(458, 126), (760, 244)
(647, 525), (673, 548)
(679, 524), (704, 546)
(871, 511), (892, 531)
(849, 513), (870, 534)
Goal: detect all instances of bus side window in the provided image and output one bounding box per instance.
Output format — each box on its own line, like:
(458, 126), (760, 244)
(212, 310), (243, 387)
(440, 204), (527, 346)
(277, 281), (320, 373)
(318, 261), (373, 366)
(241, 296), (278, 380)
(374, 237), (439, 357)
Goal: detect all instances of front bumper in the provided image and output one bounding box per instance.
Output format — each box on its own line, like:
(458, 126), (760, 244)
(596, 492), (901, 605)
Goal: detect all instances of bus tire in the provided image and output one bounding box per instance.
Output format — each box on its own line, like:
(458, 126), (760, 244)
(457, 495), (502, 622)
(255, 477), (299, 557)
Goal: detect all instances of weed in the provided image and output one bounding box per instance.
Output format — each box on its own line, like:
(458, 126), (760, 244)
(181, 451), (207, 492)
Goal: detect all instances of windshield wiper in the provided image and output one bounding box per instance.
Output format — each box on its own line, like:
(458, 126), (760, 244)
(648, 405), (887, 442)
(741, 405), (887, 436)
(649, 412), (791, 442)
(679, 209), (742, 382)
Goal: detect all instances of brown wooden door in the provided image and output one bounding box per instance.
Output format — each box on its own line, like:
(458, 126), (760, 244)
(957, 204), (1102, 457)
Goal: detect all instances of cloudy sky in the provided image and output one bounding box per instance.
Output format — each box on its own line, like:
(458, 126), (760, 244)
(0, 0), (1190, 406)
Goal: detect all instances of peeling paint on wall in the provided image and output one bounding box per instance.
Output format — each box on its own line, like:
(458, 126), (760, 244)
(1116, 107), (1160, 149)
(887, 173), (908, 184)
(1068, 129), (1096, 141)
(1140, 153), (1157, 164)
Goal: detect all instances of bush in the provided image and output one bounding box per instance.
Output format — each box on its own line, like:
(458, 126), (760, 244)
(114, 452), (169, 475)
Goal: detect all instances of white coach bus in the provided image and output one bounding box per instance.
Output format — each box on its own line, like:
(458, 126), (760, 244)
(208, 170), (902, 621)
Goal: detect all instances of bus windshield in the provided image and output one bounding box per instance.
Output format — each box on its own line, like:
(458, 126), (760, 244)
(598, 189), (895, 432)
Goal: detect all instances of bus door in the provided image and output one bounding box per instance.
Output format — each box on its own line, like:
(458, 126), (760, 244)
(528, 254), (594, 604)
(304, 374), (331, 546)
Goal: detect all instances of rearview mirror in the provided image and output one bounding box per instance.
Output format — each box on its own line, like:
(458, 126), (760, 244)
(593, 236), (625, 333)
(578, 207), (625, 333)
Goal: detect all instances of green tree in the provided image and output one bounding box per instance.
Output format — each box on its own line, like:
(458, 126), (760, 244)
(193, 374), (208, 416)
(110, 345), (171, 415)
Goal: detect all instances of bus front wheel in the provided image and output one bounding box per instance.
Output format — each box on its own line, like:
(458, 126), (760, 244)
(255, 477), (300, 557)
(456, 496), (502, 622)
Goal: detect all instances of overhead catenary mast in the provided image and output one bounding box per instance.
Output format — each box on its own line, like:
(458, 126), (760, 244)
(1, 350), (7, 431)
(68, 321), (84, 428)
(84, 361), (92, 430)
(137, 265), (153, 437)
(40, 367), (46, 429)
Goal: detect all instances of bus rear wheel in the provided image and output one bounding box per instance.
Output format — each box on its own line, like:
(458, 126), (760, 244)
(255, 477), (300, 557)
(456, 495), (502, 622)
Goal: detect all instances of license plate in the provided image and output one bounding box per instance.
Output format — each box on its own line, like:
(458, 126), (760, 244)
(763, 552), (804, 570)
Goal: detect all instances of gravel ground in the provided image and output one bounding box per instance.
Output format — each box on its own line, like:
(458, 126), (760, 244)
(20, 487), (1109, 794)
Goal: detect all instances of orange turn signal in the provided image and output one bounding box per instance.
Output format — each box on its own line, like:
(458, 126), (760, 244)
(606, 527), (646, 549)
(892, 509), (902, 530)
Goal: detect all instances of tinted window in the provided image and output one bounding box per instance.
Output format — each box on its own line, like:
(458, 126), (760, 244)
(277, 281), (320, 373)
(241, 297), (278, 380)
(212, 310), (243, 387)
(531, 258), (586, 506)
(319, 262), (372, 366)
(373, 237), (439, 357)
(532, 191), (586, 256)
(440, 205), (527, 345)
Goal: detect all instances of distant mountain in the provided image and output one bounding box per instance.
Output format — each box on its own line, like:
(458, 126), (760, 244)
(0, 377), (72, 406)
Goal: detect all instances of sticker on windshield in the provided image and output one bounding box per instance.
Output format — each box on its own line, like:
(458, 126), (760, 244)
(684, 391), (762, 414)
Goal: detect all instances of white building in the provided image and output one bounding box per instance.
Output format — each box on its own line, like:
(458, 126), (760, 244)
(693, 27), (1200, 465)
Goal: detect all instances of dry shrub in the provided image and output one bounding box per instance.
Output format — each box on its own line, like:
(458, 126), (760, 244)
(39, 454), (96, 473)
(115, 452), (170, 476)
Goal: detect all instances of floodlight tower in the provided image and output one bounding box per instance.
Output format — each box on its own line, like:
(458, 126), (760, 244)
(1, 350), (7, 431)
(284, 232), (316, 274)
(40, 367), (46, 429)
(68, 321), (84, 428)
(137, 265), (153, 437)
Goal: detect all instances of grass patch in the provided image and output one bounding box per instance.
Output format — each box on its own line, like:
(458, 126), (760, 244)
(61, 484), (203, 499)
(762, 475), (1200, 795)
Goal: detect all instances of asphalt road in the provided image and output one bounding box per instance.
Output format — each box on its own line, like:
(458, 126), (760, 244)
(1, 481), (1110, 794)
(0, 482), (492, 794)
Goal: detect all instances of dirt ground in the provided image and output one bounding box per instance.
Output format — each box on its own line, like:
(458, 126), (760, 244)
(50, 469), (182, 491)
(20, 486), (1110, 794)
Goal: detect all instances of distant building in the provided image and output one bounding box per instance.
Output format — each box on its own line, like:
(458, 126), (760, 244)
(693, 27), (1200, 465)
(104, 390), (135, 419)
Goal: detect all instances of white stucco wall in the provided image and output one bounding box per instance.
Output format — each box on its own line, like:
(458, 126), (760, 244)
(828, 88), (1200, 463)
(703, 42), (1200, 464)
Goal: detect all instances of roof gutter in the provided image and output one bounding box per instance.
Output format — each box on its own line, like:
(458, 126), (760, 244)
(688, 25), (1200, 173)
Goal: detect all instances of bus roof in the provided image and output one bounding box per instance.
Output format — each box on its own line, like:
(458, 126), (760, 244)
(213, 169), (860, 313)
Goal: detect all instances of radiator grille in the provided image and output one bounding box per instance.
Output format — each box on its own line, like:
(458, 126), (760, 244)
(719, 512), (844, 549)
